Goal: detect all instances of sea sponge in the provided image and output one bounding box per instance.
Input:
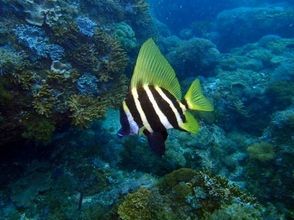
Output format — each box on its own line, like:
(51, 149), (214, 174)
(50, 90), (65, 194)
(247, 142), (275, 162)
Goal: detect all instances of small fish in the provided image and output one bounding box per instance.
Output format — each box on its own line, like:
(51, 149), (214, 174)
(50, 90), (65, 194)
(117, 39), (213, 156)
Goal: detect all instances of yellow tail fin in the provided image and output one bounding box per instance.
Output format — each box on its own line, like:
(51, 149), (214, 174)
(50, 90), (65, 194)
(184, 79), (214, 111)
(180, 111), (200, 134)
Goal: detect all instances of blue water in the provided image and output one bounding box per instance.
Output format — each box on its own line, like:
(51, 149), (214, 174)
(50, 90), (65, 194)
(0, 0), (293, 219)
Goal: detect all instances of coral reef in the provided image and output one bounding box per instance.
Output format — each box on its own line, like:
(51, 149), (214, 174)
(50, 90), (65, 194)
(115, 168), (263, 220)
(0, 0), (136, 146)
(216, 6), (294, 50)
(163, 37), (220, 77)
(0, 0), (293, 219)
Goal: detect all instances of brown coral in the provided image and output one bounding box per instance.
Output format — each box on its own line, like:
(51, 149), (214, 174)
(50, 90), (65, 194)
(118, 188), (152, 220)
(67, 95), (108, 128)
(93, 30), (128, 82)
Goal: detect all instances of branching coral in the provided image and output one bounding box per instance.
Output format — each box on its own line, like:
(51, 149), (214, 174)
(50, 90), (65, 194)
(266, 81), (294, 110)
(67, 95), (108, 128)
(67, 74), (128, 128)
(66, 28), (128, 83)
(69, 43), (100, 71)
(93, 30), (128, 82)
(101, 74), (129, 107)
(80, 0), (153, 40)
(32, 83), (55, 117)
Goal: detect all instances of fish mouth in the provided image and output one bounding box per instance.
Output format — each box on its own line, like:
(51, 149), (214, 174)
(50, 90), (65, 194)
(117, 132), (124, 138)
(117, 129), (126, 138)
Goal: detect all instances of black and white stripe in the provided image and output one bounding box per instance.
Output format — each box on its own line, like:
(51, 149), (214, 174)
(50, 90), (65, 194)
(123, 85), (187, 134)
(153, 86), (186, 127)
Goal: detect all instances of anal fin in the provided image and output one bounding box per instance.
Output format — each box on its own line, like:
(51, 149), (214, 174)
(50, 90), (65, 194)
(144, 130), (167, 156)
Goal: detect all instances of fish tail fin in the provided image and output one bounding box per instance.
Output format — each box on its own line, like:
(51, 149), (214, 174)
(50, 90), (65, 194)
(184, 79), (214, 112)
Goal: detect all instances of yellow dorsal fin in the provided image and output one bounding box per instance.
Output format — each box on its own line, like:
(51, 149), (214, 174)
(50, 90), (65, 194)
(179, 111), (200, 134)
(184, 79), (214, 111)
(131, 38), (182, 99)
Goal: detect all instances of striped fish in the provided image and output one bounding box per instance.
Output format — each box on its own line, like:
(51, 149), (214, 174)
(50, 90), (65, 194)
(117, 39), (213, 156)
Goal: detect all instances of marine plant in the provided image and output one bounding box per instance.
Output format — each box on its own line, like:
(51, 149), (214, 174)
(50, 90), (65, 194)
(22, 116), (55, 143)
(266, 81), (294, 110)
(0, 46), (26, 74)
(246, 142), (275, 162)
(205, 203), (264, 220)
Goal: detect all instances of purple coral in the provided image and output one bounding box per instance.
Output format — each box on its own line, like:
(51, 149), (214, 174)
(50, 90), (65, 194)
(13, 24), (64, 61)
(47, 44), (64, 61)
(75, 16), (97, 37)
(76, 73), (98, 96)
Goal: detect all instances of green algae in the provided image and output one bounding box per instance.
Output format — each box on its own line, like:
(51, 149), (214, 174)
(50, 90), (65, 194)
(247, 142), (275, 162)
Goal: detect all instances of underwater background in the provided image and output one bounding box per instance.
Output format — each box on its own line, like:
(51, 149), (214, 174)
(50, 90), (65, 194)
(0, 0), (293, 219)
